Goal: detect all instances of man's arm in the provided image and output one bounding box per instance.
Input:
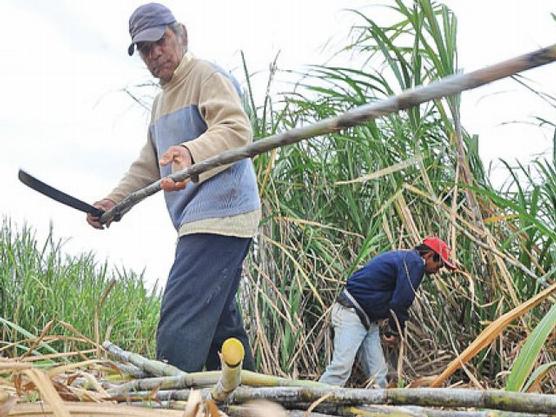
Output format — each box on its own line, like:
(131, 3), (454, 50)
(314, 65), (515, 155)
(87, 137), (160, 229)
(183, 72), (252, 183)
(387, 256), (424, 335)
(106, 138), (161, 203)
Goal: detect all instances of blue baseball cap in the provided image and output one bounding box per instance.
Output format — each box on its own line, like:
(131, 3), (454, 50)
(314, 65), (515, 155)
(128, 3), (176, 56)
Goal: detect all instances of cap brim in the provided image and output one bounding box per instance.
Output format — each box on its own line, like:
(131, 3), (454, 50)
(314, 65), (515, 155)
(128, 26), (166, 56)
(442, 257), (457, 270)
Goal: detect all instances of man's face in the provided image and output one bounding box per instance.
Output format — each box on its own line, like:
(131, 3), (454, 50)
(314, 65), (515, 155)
(138, 27), (184, 82)
(424, 252), (444, 274)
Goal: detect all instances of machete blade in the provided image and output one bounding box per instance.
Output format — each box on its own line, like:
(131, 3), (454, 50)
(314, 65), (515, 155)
(18, 169), (104, 217)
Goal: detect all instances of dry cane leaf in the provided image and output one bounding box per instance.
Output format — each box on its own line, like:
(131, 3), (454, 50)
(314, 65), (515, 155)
(205, 399), (225, 417)
(305, 393), (332, 416)
(430, 283), (556, 387)
(241, 400), (288, 417)
(22, 368), (71, 417)
(0, 390), (17, 417)
(183, 389), (203, 417)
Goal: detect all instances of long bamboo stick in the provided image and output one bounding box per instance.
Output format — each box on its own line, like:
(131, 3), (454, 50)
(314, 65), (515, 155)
(100, 45), (556, 224)
(123, 387), (556, 414)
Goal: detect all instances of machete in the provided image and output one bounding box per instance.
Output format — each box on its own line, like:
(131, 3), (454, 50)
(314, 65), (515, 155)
(18, 169), (104, 217)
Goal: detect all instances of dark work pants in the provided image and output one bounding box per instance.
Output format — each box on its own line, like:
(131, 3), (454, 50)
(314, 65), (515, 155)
(156, 233), (255, 372)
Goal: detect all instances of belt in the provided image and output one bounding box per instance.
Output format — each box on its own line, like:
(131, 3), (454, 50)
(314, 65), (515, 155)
(336, 289), (372, 330)
(336, 290), (355, 308)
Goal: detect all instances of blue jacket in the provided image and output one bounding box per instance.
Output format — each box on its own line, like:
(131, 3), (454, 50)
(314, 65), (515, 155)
(346, 250), (425, 333)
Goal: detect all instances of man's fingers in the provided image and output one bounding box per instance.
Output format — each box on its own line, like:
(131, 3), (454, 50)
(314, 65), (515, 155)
(382, 335), (399, 346)
(87, 215), (104, 230)
(160, 178), (173, 191)
(159, 148), (182, 166)
(160, 177), (189, 192)
(174, 180), (188, 190)
(159, 155), (172, 165)
(87, 199), (116, 230)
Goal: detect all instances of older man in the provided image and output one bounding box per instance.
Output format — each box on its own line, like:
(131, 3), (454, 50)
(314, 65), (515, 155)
(87, 3), (260, 372)
(319, 236), (456, 387)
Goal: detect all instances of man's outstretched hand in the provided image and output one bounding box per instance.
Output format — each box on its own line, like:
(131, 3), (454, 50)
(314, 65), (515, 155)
(86, 198), (116, 230)
(159, 145), (193, 192)
(382, 334), (399, 347)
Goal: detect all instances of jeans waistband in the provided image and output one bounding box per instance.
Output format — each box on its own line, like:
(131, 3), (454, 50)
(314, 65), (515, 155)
(338, 289), (372, 330)
(336, 290), (354, 308)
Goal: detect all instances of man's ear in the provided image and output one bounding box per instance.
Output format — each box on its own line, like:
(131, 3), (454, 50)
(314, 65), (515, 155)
(180, 23), (188, 48)
(422, 251), (433, 262)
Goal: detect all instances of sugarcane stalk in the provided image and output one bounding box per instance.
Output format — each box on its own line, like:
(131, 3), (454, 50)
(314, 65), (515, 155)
(7, 401), (186, 416)
(100, 44), (556, 224)
(282, 412), (335, 417)
(102, 341), (183, 377)
(118, 387), (556, 414)
(228, 407), (336, 417)
(226, 403), (552, 417)
(241, 371), (329, 388)
(228, 403), (338, 417)
(226, 387), (556, 414)
(127, 400), (189, 411)
(110, 361), (149, 379)
(352, 405), (552, 417)
(104, 340), (328, 397)
(212, 338), (245, 401)
(109, 369), (329, 397)
(124, 388), (207, 401)
(108, 372), (218, 396)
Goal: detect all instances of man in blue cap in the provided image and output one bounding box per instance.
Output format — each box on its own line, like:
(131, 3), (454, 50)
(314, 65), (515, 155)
(87, 3), (261, 372)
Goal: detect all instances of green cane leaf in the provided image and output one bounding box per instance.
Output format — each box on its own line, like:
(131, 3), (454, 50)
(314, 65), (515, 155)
(505, 303), (556, 392)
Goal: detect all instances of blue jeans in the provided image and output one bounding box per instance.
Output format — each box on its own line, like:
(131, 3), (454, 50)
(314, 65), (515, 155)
(156, 233), (254, 372)
(319, 302), (388, 387)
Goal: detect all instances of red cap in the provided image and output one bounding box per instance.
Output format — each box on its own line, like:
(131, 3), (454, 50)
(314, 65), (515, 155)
(422, 236), (456, 270)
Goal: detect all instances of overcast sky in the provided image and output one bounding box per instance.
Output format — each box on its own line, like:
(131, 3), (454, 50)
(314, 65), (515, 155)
(1, 0), (554, 289)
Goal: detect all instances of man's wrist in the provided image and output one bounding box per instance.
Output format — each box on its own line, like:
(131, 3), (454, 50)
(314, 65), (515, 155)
(180, 144), (194, 163)
(179, 144), (199, 182)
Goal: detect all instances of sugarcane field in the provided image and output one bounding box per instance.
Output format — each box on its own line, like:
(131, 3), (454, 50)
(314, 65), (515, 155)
(1, 1), (556, 416)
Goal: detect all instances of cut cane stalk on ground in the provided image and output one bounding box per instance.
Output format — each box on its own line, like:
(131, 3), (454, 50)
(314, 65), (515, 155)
(211, 338), (245, 401)
(121, 386), (556, 414)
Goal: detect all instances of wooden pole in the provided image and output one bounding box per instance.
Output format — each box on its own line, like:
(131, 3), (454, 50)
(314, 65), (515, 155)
(100, 45), (556, 224)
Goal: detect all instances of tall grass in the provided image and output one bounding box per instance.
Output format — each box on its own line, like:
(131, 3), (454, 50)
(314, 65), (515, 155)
(1, 0), (553, 390)
(0, 218), (160, 357)
(240, 0), (555, 388)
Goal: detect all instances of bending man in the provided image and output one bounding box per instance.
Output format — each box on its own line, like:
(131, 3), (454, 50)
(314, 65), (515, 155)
(319, 236), (456, 387)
